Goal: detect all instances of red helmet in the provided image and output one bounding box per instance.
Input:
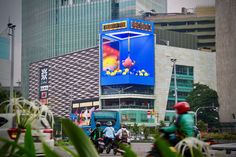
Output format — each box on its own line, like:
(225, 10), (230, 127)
(173, 102), (190, 114)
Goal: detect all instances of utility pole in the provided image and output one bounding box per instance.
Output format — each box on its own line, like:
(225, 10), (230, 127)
(171, 58), (178, 104)
(195, 106), (218, 125)
(8, 22), (16, 113)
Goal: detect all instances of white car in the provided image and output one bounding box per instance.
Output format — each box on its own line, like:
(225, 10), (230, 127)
(0, 113), (54, 155)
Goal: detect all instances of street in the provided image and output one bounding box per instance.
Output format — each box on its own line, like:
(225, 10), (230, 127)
(54, 142), (236, 157)
(54, 143), (152, 157)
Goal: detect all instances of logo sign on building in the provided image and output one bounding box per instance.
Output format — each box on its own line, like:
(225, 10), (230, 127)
(131, 21), (152, 32)
(102, 21), (127, 32)
(39, 67), (49, 105)
(100, 18), (155, 86)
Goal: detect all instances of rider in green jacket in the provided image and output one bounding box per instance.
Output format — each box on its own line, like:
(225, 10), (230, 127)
(161, 102), (194, 145)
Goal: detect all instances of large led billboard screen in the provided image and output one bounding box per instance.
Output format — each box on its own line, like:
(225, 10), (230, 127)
(100, 18), (155, 86)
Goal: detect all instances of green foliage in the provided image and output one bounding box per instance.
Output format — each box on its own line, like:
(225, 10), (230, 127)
(0, 125), (37, 157)
(132, 123), (140, 136)
(0, 98), (211, 157)
(175, 137), (211, 157)
(154, 135), (179, 157)
(0, 119), (211, 157)
(43, 143), (61, 157)
(186, 83), (219, 110)
(24, 125), (36, 157)
(61, 119), (99, 157)
(0, 85), (21, 113)
(149, 127), (158, 135)
(159, 120), (166, 128)
(197, 120), (208, 132)
(120, 143), (138, 157)
(186, 83), (219, 127)
(143, 126), (150, 140)
(202, 132), (236, 140)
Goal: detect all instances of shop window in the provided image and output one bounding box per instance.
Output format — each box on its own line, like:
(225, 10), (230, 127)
(128, 113), (136, 122)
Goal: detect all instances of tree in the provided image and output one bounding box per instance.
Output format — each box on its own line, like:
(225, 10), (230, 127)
(143, 126), (150, 140)
(197, 120), (208, 132)
(186, 83), (219, 128)
(132, 123), (139, 138)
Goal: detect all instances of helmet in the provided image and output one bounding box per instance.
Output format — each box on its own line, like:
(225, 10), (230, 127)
(96, 121), (101, 127)
(122, 124), (127, 128)
(173, 102), (190, 114)
(106, 121), (112, 126)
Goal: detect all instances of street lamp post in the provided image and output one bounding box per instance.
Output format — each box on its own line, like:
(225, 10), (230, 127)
(195, 106), (218, 125)
(8, 22), (16, 113)
(170, 58), (178, 104)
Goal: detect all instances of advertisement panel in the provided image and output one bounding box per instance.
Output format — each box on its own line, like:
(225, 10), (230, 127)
(100, 18), (155, 86)
(39, 66), (49, 104)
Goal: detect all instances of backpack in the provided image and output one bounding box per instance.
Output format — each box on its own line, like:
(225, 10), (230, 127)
(121, 129), (128, 140)
(93, 128), (102, 140)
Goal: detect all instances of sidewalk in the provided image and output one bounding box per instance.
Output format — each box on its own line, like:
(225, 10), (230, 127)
(210, 143), (236, 157)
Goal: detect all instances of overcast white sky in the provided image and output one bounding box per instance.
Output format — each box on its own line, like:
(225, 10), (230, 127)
(0, 0), (215, 84)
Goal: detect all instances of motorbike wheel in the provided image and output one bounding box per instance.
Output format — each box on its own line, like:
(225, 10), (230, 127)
(98, 147), (103, 154)
(106, 144), (111, 154)
(113, 148), (117, 155)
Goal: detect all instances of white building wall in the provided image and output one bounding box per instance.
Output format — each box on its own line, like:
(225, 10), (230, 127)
(155, 45), (216, 122)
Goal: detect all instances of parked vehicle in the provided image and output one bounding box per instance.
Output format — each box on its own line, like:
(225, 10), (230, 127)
(0, 113), (54, 155)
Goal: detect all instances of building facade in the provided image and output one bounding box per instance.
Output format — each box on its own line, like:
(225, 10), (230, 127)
(0, 34), (10, 87)
(22, 0), (167, 97)
(119, 0), (167, 18)
(216, 0), (236, 131)
(28, 44), (216, 125)
(145, 6), (216, 52)
(156, 45), (216, 122)
(156, 29), (198, 50)
(22, 0), (116, 97)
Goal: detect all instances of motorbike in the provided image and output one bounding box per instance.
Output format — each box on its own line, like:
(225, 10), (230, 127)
(97, 138), (105, 154)
(105, 137), (115, 154)
(146, 130), (210, 157)
(146, 132), (175, 157)
(113, 138), (131, 155)
(91, 137), (105, 154)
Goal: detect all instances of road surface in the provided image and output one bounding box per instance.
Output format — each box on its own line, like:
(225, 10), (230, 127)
(54, 143), (152, 157)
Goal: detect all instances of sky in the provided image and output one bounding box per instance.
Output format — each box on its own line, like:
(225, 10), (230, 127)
(0, 0), (215, 85)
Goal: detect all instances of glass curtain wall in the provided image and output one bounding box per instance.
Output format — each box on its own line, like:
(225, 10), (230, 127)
(167, 65), (194, 110)
(22, 0), (114, 97)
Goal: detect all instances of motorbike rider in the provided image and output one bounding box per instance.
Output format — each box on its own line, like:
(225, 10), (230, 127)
(103, 121), (115, 146)
(160, 101), (194, 145)
(115, 124), (130, 143)
(90, 121), (103, 147)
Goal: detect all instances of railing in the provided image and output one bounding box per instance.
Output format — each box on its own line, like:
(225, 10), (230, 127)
(102, 91), (154, 95)
(102, 105), (154, 109)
